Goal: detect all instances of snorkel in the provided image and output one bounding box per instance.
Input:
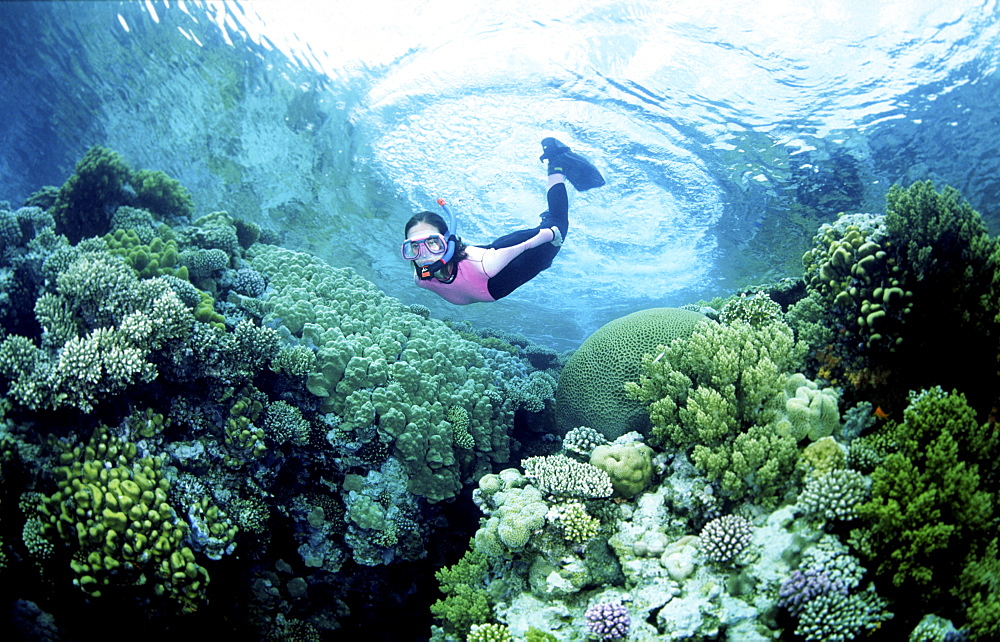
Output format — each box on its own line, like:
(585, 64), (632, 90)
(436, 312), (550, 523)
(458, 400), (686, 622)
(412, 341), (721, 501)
(416, 198), (458, 279)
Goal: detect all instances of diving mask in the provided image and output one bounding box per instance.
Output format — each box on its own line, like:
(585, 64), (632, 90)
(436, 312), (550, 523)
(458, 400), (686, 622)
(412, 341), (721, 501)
(401, 233), (449, 261)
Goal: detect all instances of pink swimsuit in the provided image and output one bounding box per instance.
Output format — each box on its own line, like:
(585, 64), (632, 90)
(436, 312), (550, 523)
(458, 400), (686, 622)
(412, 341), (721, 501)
(414, 228), (555, 305)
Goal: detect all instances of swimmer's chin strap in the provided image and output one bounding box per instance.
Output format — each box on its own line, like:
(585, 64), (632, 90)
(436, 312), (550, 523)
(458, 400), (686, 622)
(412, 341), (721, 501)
(417, 198), (458, 280)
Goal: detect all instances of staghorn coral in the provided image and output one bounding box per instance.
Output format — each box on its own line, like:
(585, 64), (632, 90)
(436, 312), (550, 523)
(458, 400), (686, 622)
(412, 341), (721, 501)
(794, 583), (892, 642)
(561, 425), (609, 459)
(546, 500), (601, 544)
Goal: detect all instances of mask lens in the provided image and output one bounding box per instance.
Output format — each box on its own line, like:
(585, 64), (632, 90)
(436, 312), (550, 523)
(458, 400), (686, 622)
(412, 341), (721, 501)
(401, 234), (447, 260)
(423, 236), (445, 253)
(401, 240), (421, 260)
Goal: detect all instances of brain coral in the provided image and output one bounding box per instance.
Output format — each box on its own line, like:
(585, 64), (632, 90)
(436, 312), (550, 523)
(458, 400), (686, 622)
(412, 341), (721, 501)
(556, 307), (707, 439)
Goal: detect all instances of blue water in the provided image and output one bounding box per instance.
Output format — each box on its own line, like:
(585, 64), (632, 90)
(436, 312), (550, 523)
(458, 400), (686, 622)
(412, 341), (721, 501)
(3, 0), (1000, 348)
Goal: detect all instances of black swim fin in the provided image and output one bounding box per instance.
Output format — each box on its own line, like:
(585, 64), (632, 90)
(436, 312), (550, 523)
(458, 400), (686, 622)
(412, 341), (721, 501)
(540, 137), (606, 191)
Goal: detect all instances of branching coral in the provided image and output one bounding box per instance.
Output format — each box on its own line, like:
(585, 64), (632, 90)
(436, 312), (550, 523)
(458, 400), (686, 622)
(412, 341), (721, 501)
(625, 318), (815, 502)
(0, 251), (194, 412)
(849, 387), (997, 634)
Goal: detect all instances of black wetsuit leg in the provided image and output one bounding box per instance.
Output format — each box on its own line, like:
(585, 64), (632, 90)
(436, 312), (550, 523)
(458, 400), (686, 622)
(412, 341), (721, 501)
(487, 182), (569, 300)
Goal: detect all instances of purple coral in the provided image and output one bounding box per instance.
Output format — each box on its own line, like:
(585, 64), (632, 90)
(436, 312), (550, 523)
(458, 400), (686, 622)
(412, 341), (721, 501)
(585, 602), (630, 640)
(778, 568), (848, 616)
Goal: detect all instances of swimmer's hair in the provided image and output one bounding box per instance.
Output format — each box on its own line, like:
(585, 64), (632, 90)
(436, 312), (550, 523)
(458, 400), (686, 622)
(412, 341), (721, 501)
(404, 211), (448, 236)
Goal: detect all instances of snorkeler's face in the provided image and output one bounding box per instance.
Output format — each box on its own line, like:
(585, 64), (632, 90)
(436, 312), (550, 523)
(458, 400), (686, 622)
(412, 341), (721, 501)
(402, 221), (448, 264)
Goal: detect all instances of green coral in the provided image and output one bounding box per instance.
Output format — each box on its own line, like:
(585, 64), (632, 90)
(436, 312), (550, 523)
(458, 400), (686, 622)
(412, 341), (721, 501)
(849, 387), (996, 630)
(556, 307), (708, 439)
(626, 318), (807, 502)
(52, 146), (132, 243)
(548, 500), (601, 544)
(270, 344), (316, 378)
(957, 537), (1000, 639)
(130, 168), (194, 219)
(467, 623), (512, 642)
(719, 291), (783, 327)
(224, 388), (267, 458)
(180, 210), (241, 255)
(105, 227), (188, 280)
(474, 483), (549, 557)
(795, 584), (892, 642)
(589, 441), (653, 498)
(0, 253), (193, 412)
(248, 244), (510, 503)
(430, 545), (493, 637)
(194, 291), (226, 330)
(34, 424), (210, 612)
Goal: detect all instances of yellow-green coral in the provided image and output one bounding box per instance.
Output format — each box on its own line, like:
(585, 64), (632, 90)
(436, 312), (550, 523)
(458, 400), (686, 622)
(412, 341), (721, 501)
(589, 442), (653, 498)
(105, 228), (188, 280)
(626, 319), (807, 503)
(35, 424), (209, 612)
(130, 168), (194, 219)
(548, 500), (600, 544)
(224, 387), (267, 459)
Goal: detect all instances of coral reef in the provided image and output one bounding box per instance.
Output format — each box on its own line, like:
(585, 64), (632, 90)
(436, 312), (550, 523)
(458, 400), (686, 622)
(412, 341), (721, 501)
(4, 147), (1000, 641)
(625, 316), (826, 503)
